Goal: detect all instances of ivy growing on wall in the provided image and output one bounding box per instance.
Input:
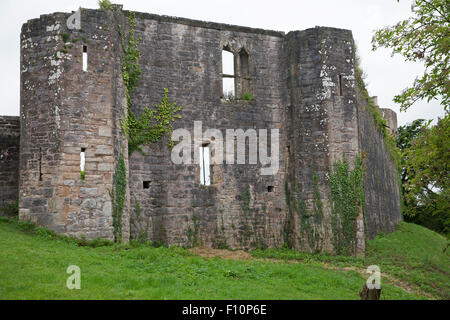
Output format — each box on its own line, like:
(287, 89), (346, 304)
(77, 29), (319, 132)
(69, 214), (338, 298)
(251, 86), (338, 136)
(329, 157), (364, 255)
(110, 153), (126, 243)
(117, 11), (183, 155)
(131, 197), (150, 244)
(121, 88), (183, 155)
(291, 172), (324, 253)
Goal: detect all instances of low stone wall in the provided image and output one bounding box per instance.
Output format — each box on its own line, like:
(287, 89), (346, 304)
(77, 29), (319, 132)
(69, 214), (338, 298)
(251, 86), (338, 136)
(0, 116), (20, 213)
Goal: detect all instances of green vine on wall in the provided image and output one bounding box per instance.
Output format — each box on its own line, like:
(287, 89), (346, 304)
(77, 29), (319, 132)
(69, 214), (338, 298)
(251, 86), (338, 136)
(121, 88), (183, 155)
(110, 153), (127, 243)
(329, 157), (364, 255)
(114, 10), (183, 155)
(291, 172), (324, 253)
(131, 197), (150, 243)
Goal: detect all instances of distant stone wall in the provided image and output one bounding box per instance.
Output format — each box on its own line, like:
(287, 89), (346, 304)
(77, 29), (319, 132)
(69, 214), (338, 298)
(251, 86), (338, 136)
(0, 116), (20, 212)
(381, 108), (398, 137)
(358, 99), (402, 239)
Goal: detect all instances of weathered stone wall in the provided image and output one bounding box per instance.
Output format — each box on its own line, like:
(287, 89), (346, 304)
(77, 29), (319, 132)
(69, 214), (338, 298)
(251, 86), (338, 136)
(19, 9), (129, 241)
(128, 11), (288, 249)
(381, 108), (398, 137)
(283, 28), (363, 254)
(358, 98), (402, 239)
(14, 6), (402, 254)
(0, 116), (20, 211)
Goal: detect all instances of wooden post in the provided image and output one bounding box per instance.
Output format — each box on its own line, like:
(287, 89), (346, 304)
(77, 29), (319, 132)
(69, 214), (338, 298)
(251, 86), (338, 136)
(359, 284), (381, 300)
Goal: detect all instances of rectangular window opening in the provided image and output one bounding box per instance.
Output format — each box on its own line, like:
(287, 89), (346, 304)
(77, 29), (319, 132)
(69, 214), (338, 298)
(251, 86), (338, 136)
(268, 186), (275, 193)
(222, 49), (235, 99)
(80, 148), (86, 180)
(143, 181), (151, 189)
(39, 147), (43, 181)
(199, 145), (211, 186)
(337, 75), (343, 96)
(83, 46), (88, 72)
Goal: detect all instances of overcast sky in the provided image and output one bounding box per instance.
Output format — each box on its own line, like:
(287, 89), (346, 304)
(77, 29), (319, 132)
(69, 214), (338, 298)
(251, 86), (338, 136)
(0, 0), (446, 126)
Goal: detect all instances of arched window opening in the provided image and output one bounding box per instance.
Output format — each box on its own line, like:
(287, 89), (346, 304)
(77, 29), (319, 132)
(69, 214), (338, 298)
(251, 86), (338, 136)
(222, 49), (235, 100)
(239, 49), (251, 96)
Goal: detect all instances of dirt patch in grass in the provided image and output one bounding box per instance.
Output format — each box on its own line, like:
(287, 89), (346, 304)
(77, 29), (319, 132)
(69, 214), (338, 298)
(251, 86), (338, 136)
(190, 247), (436, 300)
(190, 247), (253, 260)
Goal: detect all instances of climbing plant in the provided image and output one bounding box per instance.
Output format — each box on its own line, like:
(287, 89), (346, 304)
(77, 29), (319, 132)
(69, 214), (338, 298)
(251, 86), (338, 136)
(329, 157), (364, 255)
(131, 197), (150, 243)
(98, 0), (114, 11)
(121, 88), (183, 155)
(110, 153), (127, 243)
(291, 172), (324, 253)
(114, 10), (183, 155)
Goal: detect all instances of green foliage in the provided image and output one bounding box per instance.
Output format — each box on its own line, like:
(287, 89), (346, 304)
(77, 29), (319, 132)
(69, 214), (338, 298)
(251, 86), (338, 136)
(121, 88), (183, 155)
(291, 173), (324, 253)
(355, 51), (401, 165)
(98, 0), (114, 11)
(329, 157), (364, 255)
(0, 198), (18, 218)
(131, 198), (150, 244)
(372, 0), (449, 111)
(0, 217), (114, 248)
(61, 33), (70, 43)
(402, 115), (450, 235)
(240, 92), (254, 101)
(186, 215), (200, 248)
(118, 12), (182, 155)
(80, 171), (85, 181)
(110, 153), (127, 243)
(251, 222), (449, 299)
(0, 219), (432, 299)
(119, 12), (142, 108)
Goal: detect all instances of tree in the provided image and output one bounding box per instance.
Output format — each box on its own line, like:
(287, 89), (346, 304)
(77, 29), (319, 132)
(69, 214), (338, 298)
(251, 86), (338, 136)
(400, 115), (449, 235)
(397, 119), (426, 188)
(372, 0), (449, 111)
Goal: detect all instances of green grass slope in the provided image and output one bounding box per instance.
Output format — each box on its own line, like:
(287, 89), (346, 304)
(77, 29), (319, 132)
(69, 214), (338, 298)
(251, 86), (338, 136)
(0, 219), (446, 300)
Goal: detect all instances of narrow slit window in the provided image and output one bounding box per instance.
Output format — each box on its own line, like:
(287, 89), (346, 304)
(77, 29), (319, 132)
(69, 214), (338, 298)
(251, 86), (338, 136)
(143, 181), (151, 189)
(199, 144), (211, 186)
(39, 147), (43, 181)
(222, 49), (235, 100)
(337, 75), (343, 96)
(80, 148), (86, 179)
(83, 46), (88, 72)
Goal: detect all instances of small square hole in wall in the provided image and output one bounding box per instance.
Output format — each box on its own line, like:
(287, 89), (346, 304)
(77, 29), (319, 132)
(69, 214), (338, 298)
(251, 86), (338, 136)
(268, 186), (275, 193)
(143, 181), (151, 189)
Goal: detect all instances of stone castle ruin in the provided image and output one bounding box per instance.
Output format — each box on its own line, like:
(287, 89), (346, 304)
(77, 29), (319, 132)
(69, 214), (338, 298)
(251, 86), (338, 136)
(0, 5), (402, 255)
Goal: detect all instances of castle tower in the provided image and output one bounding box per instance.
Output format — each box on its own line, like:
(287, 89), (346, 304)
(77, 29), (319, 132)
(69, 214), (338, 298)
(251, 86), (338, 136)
(19, 8), (130, 241)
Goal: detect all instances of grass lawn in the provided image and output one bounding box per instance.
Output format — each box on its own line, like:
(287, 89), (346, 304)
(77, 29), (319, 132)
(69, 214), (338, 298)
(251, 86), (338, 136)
(0, 218), (447, 300)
